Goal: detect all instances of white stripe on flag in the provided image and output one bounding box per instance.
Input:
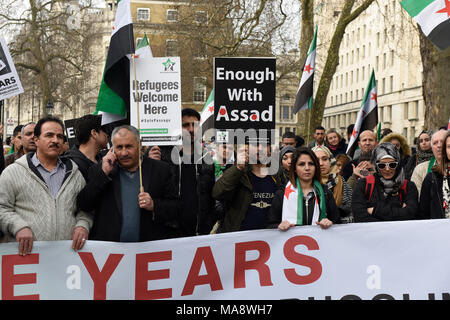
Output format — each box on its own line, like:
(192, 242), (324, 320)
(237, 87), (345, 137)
(415, 0), (449, 36)
(99, 111), (126, 126)
(298, 49), (316, 88)
(112, 0), (133, 37)
(345, 87), (377, 153)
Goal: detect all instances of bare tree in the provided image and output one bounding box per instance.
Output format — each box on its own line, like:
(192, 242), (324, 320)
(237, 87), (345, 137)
(0, 0), (102, 118)
(418, 31), (450, 130)
(295, 0), (376, 141)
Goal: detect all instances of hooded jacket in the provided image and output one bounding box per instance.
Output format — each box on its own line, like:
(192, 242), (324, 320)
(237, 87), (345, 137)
(61, 145), (100, 182)
(157, 143), (217, 236)
(0, 153), (93, 241)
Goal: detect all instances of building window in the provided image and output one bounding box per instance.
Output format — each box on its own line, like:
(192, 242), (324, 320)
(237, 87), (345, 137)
(193, 77), (206, 103)
(136, 37), (143, 47)
(279, 127), (283, 137)
(166, 39), (178, 56)
(137, 8), (150, 21)
(413, 100), (419, 119)
(193, 40), (207, 58)
(281, 105), (292, 120)
(391, 50), (395, 66)
(390, 75), (394, 92)
(404, 102), (409, 119)
(195, 11), (207, 24)
(167, 9), (178, 22)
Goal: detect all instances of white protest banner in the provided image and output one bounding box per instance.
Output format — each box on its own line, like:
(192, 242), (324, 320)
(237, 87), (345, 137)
(130, 57), (182, 146)
(1, 219), (450, 300)
(0, 38), (24, 100)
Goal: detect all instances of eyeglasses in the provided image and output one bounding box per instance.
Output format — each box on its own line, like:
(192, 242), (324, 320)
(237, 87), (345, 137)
(376, 162), (398, 170)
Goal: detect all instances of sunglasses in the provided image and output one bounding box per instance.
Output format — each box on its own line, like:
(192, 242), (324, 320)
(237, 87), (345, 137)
(376, 162), (398, 170)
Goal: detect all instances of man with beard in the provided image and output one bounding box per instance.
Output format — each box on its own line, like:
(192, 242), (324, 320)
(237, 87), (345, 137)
(147, 108), (217, 236)
(62, 114), (108, 181)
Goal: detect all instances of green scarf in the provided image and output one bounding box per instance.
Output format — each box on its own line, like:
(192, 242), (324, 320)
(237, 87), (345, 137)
(295, 178), (327, 225)
(214, 160), (226, 179)
(6, 144), (14, 155)
(427, 156), (436, 174)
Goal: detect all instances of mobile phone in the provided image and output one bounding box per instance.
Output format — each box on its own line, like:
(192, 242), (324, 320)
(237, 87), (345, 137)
(360, 169), (369, 177)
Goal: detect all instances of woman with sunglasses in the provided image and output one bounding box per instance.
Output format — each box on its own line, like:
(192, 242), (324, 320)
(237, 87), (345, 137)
(352, 142), (419, 222)
(268, 147), (339, 231)
(418, 131), (450, 219)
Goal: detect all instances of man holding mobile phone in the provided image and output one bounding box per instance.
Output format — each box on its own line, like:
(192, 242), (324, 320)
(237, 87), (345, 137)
(77, 125), (179, 242)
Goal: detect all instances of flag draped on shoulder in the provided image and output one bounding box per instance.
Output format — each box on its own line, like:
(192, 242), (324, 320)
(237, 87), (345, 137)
(94, 0), (135, 125)
(293, 26), (317, 114)
(346, 70), (378, 157)
(200, 89), (214, 133)
(401, 0), (450, 50)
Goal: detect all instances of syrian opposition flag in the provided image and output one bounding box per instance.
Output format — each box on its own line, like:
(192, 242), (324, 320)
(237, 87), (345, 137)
(94, 0), (135, 125)
(293, 26), (317, 114)
(135, 33), (153, 59)
(401, 0), (450, 50)
(200, 89), (214, 133)
(346, 70), (378, 157)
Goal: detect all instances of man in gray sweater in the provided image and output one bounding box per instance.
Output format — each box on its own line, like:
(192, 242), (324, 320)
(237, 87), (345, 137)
(0, 116), (92, 256)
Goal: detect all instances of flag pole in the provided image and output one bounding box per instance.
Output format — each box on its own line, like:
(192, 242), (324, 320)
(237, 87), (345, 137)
(131, 53), (144, 192)
(307, 108), (312, 144)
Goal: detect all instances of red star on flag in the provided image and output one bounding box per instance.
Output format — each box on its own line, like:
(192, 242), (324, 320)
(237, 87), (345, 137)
(304, 64), (313, 74)
(284, 184), (295, 200)
(371, 93), (377, 101)
(208, 106), (214, 113)
(436, 0), (450, 17)
(351, 129), (359, 138)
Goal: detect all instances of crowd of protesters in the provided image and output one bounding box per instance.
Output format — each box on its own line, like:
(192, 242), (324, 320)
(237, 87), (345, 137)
(0, 109), (449, 256)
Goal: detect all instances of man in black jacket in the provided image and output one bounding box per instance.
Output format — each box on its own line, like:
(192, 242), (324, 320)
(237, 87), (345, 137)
(63, 114), (108, 181)
(147, 108), (216, 236)
(76, 125), (179, 242)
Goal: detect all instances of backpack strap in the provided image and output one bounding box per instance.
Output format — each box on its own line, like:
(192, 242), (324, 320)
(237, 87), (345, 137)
(399, 179), (408, 203)
(364, 175), (376, 201)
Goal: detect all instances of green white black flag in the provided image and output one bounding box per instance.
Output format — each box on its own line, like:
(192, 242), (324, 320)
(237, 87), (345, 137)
(346, 70), (378, 157)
